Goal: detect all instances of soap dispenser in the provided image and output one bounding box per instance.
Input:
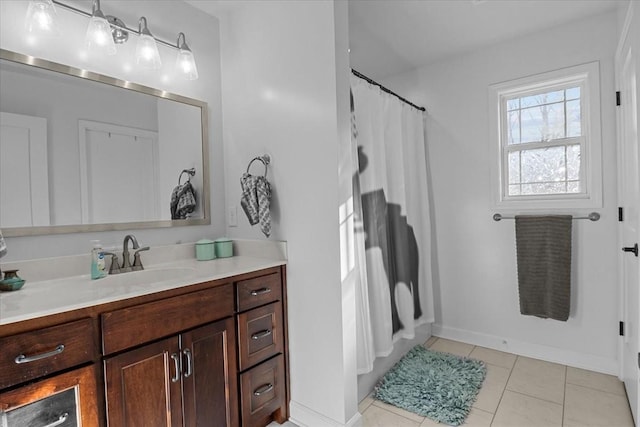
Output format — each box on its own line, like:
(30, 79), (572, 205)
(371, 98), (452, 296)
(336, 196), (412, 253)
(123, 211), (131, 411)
(91, 240), (107, 280)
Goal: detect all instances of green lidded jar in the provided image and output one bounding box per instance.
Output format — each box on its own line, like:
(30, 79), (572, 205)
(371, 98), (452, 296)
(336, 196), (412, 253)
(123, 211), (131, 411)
(195, 239), (216, 261)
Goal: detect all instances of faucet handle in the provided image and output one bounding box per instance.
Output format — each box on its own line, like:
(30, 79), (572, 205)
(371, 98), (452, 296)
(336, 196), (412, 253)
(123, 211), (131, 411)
(132, 247), (150, 271)
(104, 252), (121, 275)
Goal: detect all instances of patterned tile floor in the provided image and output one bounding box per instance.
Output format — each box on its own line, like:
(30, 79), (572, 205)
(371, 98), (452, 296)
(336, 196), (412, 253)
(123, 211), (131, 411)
(359, 337), (635, 427)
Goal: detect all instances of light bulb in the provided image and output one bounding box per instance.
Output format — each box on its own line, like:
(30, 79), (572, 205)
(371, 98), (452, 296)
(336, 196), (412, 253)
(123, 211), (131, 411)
(85, 0), (116, 55)
(25, 0), (59, 36)
(175, 33), (198, 80)
(136, 17), (162, 70)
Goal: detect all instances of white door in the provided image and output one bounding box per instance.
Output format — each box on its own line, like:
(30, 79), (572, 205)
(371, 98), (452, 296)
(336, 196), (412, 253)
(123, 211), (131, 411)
(78, 120), (160, 224)
(0, 112), (50, 227)
(617, 5), (640, 424)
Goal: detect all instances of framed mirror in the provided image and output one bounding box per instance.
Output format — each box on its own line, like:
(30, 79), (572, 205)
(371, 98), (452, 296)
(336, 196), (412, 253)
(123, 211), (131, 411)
(0, 49), (210, 237)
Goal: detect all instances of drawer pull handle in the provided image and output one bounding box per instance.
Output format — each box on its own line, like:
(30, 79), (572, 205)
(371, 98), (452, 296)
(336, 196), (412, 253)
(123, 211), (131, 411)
(15, 344), (65, 364)
(183, 348), (193, 378)
(171, 353), (181, 383)
(251, 329), (272, 340)
(43, 412), (69, 427)
(253, 383), (274, 396)
(250, 287), (271, 296)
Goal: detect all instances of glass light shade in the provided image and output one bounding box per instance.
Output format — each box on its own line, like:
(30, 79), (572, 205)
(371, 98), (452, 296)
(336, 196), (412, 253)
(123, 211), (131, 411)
(136, 34), (162, 69)
(85, 15), (116, 55)
(25, 0), (59, 35)
(176, 49), (198, 80)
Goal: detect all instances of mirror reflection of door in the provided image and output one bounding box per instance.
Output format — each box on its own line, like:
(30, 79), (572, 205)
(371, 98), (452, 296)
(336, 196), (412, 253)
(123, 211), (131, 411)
(78, 120), (159, 224)
(0, 112), (50, 227)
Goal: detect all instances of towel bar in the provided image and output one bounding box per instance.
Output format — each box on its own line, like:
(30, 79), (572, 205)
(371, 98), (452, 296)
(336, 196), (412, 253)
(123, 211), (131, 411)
(493, 212), (600, 222)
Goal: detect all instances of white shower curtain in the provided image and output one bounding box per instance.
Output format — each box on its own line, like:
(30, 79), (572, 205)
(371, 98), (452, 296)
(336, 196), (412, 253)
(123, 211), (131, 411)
(350, 76), (434, 375)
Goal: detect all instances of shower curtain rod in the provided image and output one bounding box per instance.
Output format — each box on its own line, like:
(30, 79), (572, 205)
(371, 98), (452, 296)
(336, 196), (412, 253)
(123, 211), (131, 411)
(351, 69), (426, 112)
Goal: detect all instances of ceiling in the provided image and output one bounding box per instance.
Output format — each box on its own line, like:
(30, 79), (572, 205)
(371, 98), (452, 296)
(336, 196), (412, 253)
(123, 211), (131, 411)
(348, 0), (627, 79)
(187, 0), (627, 80)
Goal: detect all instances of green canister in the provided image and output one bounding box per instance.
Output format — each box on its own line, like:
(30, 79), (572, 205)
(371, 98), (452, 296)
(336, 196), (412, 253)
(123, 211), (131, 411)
(195, 239), (216, 261)
(214, 238), (233, 258)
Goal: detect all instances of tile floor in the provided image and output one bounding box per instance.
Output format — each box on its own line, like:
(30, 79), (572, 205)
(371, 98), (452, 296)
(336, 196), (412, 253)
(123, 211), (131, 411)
(359, 337), (635, 427)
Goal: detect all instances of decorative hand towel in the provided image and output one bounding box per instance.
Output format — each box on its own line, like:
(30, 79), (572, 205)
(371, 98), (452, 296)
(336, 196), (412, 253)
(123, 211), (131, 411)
(515, 215), (572, 321)
(0, 229), (6, 258)
(240, 172), (272, 237)
(170, 182), (197, 220)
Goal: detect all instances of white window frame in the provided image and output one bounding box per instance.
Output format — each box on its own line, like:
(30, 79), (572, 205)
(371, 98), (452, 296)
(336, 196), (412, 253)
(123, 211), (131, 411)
(489, 62), (603, 210)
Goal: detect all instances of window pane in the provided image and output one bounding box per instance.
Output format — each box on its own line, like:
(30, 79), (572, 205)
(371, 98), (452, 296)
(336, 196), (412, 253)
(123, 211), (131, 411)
(567, 181), (581, 193)
(520, 103), (565, 142)
(567, 144), (581, 180)
(566, 99), (581, 137)
(508, 151), (520, 183)
(521, 182), (566, 195)
(520, 90), (564, 108)
(507, 99), (519, 111)
(507, 110), (520, 144)
(565, 86), (580, 100)
(521, 146), (566, 183)
(508, 184), (521, 196)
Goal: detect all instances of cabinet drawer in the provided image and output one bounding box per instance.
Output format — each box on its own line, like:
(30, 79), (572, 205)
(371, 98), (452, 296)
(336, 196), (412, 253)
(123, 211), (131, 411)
(236, 273), (282, 312)
(102, 283), (234, 355)
(4, 387), (78, 427)
(237, 302), (283, 371)
(0, 318), (96, 389)
(239, 355), (285, 427)
(0, 364), (99, 427)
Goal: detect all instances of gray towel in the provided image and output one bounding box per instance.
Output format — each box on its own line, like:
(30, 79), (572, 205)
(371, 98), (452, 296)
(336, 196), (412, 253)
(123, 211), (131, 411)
(0, 229), (6, 258)
(515, 215), (572, 321)
(240, 173), (272, 237)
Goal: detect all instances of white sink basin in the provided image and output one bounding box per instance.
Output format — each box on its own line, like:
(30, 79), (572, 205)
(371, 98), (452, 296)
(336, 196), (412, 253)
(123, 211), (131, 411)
(102, 267), (197, 288)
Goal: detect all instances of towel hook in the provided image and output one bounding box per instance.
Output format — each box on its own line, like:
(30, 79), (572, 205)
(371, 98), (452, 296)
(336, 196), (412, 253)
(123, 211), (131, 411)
(178, 168), (196, 185)
(246, 154), (270, 178)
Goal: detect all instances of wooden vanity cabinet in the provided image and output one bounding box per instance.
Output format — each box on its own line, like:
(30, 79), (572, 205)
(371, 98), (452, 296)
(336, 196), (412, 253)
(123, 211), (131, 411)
(102, 283), (238, 427)
(104, 319), (238, 427)
(0, 264), (288, 427)
(235, 272), (288, 426)
(0, 317), (101, 427)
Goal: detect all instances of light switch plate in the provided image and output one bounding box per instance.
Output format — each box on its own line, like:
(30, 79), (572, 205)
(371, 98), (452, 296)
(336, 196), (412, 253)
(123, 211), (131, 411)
(228, 205), (238, 227)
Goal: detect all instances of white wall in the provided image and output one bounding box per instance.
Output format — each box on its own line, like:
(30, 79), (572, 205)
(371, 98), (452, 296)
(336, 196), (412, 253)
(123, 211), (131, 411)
(0, 0), (225, 260)
(219, 1), (359, 425)
(385, 12), (620, 374)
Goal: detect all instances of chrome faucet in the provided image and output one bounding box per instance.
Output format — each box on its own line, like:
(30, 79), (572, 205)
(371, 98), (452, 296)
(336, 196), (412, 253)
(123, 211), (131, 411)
(117, 234), (149, 273)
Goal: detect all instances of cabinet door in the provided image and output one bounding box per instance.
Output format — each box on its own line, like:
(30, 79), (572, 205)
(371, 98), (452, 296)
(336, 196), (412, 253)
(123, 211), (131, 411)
(182, 318), (239, 427)
(0, 364), (100, 427)
(104, 336), (182, 427)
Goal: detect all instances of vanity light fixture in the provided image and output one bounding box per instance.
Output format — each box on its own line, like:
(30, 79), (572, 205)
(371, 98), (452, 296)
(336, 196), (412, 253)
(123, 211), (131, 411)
(176, 33), (198, 80)
(136, 17), (161, 69)
(85, 0), (116, 55)
(23, 0), (199, 80)
(24, 0), (59, 35)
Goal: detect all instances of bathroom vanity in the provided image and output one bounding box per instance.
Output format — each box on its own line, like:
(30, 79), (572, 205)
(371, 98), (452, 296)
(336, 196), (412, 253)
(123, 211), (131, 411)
(0, 253), (289, 427)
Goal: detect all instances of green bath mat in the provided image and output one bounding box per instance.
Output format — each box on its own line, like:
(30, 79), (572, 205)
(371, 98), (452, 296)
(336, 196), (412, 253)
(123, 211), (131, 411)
(374, 345), (486, 426)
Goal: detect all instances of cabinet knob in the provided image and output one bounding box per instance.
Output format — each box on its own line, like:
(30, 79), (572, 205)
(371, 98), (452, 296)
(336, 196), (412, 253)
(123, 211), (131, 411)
(170, 353), (181, 383)
(183, 348), (193, 378)
(251, 329), (272, 340)
(43, 413), (69, 427)
(253, 383), (274, 396)
(250, 287), (271, 296)
(15, 344), (65, 364)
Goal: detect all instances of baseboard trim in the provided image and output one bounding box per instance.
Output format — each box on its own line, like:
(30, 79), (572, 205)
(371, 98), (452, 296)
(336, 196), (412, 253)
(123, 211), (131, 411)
(432, 324), (618, 375)
(289, 401), (362, 427)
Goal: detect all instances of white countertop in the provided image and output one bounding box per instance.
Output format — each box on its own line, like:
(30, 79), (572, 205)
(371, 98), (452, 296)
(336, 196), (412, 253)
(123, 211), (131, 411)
(0, 240), (287, 326)
(0, 256), (285, 326)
